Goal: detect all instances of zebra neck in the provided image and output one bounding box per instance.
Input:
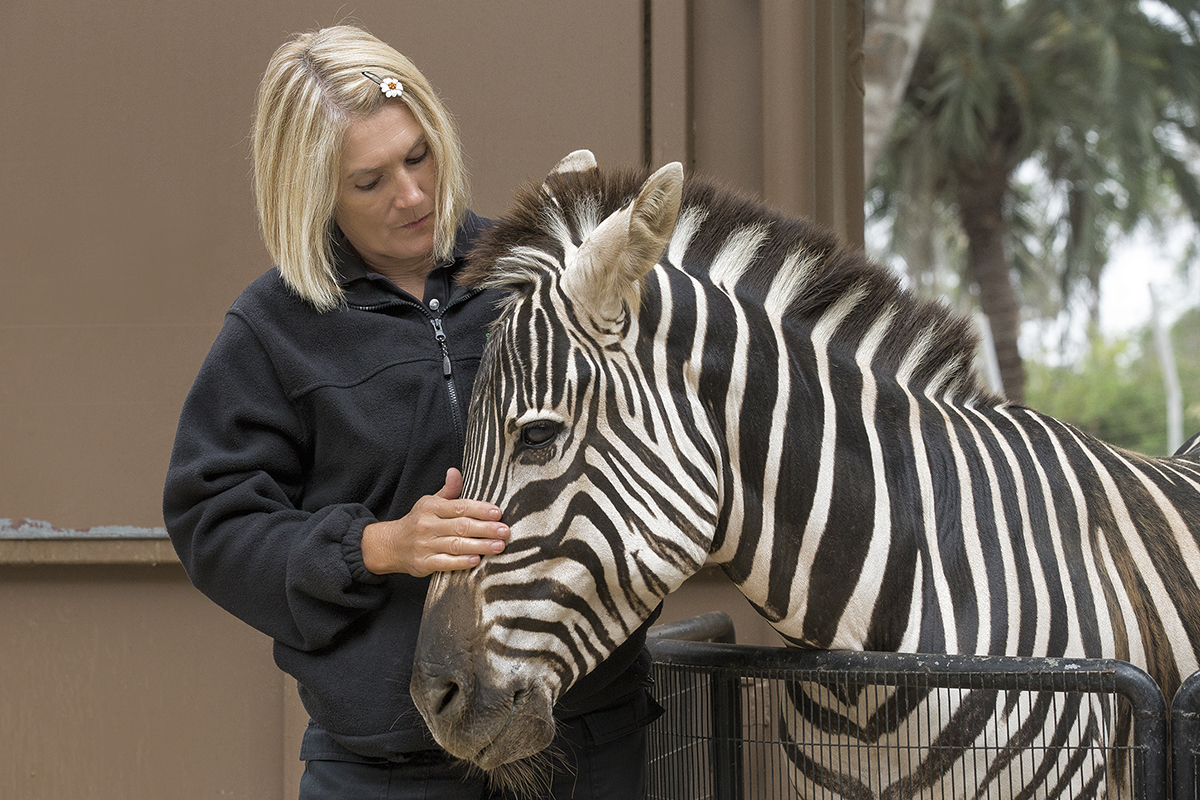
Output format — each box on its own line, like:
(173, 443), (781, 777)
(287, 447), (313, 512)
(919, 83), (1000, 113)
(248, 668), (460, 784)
(685, 291), (966, 653)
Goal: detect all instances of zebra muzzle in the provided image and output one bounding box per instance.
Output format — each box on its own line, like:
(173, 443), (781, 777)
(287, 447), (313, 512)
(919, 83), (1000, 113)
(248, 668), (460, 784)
(411, 657), (557, 769)
(411, 577), (559, 769)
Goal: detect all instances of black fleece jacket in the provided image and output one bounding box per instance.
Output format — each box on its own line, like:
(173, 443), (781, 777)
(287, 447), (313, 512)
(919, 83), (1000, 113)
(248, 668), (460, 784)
(163, 213), (657, 760)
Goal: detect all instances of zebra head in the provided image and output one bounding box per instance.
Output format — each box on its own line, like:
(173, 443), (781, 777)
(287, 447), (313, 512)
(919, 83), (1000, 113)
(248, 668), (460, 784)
(411, 152), (718, 770)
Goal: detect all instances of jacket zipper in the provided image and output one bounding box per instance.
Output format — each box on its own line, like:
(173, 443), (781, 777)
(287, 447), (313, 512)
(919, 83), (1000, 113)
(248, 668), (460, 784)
(349, 288), (482, 454)
(430, 316), (464, 450)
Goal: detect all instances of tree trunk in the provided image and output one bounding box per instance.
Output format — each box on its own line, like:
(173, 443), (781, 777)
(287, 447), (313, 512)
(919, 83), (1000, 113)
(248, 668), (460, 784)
(957, 164), (1026, 402)
(862, 0), (935, 183)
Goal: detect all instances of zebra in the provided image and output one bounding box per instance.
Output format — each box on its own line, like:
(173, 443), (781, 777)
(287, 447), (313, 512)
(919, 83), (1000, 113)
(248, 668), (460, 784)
(409, 150), (1200, 796)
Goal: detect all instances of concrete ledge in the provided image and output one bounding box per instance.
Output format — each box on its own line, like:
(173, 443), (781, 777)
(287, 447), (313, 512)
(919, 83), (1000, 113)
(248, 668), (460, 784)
(0, 519), (177, 565)
(0, 538), (179, 566)
(1, 518), (168, 539)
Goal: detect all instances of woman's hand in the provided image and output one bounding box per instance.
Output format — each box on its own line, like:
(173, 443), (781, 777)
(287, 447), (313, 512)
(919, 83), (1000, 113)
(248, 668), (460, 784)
(361, 468), (509, 577)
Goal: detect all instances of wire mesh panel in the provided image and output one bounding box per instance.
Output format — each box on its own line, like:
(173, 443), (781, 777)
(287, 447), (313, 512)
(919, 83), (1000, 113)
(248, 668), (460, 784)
(1173, 670), (1200, 800)
(645, 639), (1168, 800)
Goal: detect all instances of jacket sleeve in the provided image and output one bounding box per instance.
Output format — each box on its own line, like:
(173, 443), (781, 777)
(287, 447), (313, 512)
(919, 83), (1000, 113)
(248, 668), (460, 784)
(163, 313), (389, 652)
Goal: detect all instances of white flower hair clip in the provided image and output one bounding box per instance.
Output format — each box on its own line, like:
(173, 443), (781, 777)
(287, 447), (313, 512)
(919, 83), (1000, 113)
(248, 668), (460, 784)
(362, 71), (404, 98)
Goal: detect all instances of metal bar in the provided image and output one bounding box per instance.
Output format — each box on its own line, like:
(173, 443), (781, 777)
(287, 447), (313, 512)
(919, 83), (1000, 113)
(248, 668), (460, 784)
(650, 641), (1147, 693)
(1173, 671), (1200, 800)
(648, 613), (738, 799)
(648, 611), (737, 643)
(712, 668), (744, 800)
(1108, 660), (1169, 800)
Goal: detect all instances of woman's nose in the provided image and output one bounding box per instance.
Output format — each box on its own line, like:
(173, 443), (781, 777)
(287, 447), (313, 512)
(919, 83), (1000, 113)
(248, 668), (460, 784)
(392, 174), (424, 209)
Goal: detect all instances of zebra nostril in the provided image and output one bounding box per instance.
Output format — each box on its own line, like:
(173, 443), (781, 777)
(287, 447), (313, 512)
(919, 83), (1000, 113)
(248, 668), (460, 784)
(436, 678), (461, 716)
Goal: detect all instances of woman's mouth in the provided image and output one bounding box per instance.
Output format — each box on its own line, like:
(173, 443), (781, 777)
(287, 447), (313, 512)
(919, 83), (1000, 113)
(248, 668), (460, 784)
(402, 213), (432, 230)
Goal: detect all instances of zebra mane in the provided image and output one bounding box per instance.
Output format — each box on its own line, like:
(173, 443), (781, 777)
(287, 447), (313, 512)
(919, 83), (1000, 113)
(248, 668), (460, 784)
(462, 165), (996, 403)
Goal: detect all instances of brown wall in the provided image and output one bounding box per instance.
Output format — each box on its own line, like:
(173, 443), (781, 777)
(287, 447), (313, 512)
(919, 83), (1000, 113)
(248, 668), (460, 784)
(1, 0), (862, 528)
(1, 551), (286, 799)
(2, 1), (863, 797)
(1, 0), (647, 529)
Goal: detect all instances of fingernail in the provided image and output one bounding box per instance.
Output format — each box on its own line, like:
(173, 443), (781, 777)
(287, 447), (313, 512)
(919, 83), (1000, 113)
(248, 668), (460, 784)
(497, 526), (510, 537)
(491, 541), (505, 552)
(489, 508), (502, 520)
(468, 555), (481, 566)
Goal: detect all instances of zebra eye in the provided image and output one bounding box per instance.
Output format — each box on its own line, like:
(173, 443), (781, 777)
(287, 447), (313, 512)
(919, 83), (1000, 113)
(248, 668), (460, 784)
(520, 421), (560, 449)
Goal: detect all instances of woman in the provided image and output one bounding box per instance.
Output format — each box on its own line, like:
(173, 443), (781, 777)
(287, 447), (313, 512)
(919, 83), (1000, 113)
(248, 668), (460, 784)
(163, 25), (660, 800)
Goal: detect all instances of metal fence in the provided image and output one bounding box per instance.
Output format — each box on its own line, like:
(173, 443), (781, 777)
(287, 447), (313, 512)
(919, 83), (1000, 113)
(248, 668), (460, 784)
(645, 614), (1172, 800)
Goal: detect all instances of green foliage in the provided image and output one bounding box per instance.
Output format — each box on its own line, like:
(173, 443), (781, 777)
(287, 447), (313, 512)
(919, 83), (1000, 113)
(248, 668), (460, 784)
(1026, 336), (1167, 454)
(871, 0), (1200, 327)
(1025, 308), (1200, 456)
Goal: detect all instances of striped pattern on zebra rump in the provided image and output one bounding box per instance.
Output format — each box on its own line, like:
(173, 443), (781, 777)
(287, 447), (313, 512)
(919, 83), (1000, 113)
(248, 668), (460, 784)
(410, 151), (1200, 797)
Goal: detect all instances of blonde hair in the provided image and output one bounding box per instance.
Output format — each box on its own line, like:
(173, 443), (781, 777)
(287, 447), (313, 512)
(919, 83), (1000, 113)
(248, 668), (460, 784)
(252, 25), (469, 310)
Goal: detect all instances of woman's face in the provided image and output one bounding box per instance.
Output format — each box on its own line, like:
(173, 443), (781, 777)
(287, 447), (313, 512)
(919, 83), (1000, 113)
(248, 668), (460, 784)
(334, 102), (438, 279)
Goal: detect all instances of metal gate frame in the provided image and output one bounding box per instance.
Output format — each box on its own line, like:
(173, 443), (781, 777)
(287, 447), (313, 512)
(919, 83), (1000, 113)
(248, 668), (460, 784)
(646, 614), (1170, 800)
(1174, 670), (1200, 798)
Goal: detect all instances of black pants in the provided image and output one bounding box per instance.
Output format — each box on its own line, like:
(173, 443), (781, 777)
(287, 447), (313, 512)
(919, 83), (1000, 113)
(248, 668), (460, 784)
(298, 690), (661, 800)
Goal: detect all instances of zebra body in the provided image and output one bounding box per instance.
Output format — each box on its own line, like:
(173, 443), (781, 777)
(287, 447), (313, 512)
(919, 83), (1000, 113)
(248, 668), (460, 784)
(410, 152), (1200, 795)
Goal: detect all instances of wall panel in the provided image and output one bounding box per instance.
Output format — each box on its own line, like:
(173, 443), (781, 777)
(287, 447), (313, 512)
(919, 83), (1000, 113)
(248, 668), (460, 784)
(0, 560), (284, 799)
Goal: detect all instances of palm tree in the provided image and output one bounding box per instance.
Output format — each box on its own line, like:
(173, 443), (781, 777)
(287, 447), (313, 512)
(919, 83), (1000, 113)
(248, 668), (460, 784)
(871, 0), (1200, 402)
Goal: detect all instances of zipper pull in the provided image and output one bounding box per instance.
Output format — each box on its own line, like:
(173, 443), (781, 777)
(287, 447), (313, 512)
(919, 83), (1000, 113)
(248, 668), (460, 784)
(430, 318), (452, 378)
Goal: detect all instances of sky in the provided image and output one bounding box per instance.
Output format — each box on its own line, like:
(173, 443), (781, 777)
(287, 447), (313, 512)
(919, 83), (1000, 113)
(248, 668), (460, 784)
(1099, 222), (1196, 335)
(1015, 219), (1197, 375)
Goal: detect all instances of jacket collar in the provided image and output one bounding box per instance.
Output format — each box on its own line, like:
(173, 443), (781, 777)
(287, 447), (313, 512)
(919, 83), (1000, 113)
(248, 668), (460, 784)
(335, 210), (489, 305)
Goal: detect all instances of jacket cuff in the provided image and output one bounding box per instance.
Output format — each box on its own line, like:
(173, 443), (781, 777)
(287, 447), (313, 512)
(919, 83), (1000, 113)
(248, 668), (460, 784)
(342, 516), (387, 585)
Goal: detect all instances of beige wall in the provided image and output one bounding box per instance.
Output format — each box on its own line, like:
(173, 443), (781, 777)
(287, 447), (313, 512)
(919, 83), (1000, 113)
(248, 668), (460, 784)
(1, 0), (646, 529)
(1, 0), (861, 528)
(2, 1), (863, 797)
(1, 552), (287, 799)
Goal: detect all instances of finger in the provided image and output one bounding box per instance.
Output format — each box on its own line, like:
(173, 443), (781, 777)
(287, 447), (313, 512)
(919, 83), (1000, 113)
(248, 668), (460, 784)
(454, 517), (509, 543)
(431, 469), (502, 521)
(432, 495), (503, 523)
(444, 531), (508, 556)
(436, 467), (463, 500)
(440, 553), (483, 572)
(415, 552), (482, 577)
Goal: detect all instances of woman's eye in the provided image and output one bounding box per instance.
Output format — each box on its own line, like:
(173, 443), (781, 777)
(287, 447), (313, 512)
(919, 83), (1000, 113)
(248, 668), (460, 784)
(356, 177), (381, 191)
(521, 421), (559, 448)
(406, 148), (429, 166)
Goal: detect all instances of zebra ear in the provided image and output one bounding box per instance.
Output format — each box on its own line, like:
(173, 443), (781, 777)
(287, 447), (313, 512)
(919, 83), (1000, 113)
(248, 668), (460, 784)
(562, 161), (684, 322)
(548, 149), (598, 178)
(543, 151), (599, 208)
